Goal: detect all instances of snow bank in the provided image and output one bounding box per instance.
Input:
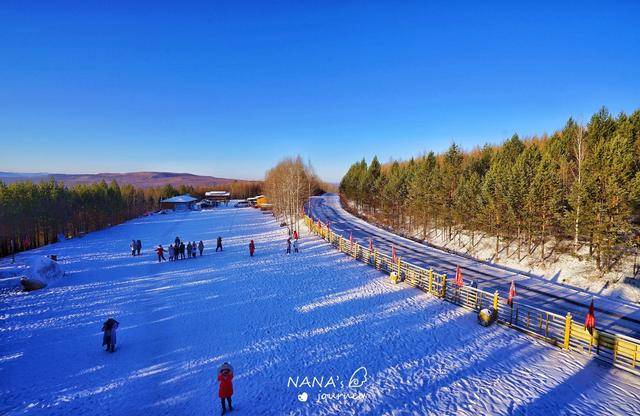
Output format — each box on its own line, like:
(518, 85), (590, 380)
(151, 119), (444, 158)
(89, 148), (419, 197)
(22, 256), (65, 290)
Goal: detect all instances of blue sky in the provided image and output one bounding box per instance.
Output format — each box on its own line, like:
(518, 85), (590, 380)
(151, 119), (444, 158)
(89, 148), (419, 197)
(0, 1), (638, 182)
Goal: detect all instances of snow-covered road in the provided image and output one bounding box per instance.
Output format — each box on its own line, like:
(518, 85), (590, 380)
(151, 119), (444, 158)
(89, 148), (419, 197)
(308, 194), (640, 339)
(1, 206), (640, 415)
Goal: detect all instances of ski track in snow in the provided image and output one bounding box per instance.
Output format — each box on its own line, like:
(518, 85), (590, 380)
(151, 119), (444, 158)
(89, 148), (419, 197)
(1, 207), (640, 415)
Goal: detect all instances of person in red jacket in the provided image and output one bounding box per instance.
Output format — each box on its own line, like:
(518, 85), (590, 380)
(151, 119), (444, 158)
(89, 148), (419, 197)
(218, 363), (234, 414)
(155, 245), (166, 262)
(249, 240), (255, 257)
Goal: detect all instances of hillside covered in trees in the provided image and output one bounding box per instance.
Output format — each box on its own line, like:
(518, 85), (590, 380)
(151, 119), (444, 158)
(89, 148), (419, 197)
(0, 180), (263, 258)
(340, 108), (640, 275)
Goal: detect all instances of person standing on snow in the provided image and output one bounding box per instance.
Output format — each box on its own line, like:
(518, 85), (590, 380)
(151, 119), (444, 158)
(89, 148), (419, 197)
(156, 245), (166, 262)
(191, 241), (197, 258)
(180, 242), (186, 259)
(187, 242), (193, 258)
(175, 236), (181, 247)
(198, 240), (204, 256)
(293, 230), (298, 240)
(130, 240), (136, 256)
(286, 238), (291, 254)
(102, 318), (119, 352)
(217, 363), (234, 415)
(293, 239), (299, 253)
(136, 239), (142, 256)
(249, 240), (255, 257)
(216, 236), (223, 252)
(169, 244), (175, 261)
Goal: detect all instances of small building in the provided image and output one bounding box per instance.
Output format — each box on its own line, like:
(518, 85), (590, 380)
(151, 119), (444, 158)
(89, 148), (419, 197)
(160, 194), (198, 211)
(247, 195), (269, 208)
(205, 190), (231, 206)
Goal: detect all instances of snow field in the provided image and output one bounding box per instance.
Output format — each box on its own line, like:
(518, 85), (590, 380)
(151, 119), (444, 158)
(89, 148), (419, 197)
(1, 207), (639, 415)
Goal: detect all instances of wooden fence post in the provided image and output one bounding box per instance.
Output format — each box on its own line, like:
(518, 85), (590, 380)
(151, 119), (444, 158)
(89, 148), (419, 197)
(441, 274), (447, 298)
(339, 236), (343, 252)
(397, 258), (401, 281)
(563, 312), (572, 350)
(493, 291), (499, 312)
(428, 269), (433, 294)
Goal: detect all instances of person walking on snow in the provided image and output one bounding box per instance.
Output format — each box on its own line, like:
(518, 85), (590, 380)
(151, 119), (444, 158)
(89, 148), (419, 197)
(218, 363), (234, 415)
(249, 240), (255, 257)
(191, 241), (197, 258)
(286, 238), (292, 254)
(293, 239), (299, 253)
(216, 236), (223, 252)
(156, 245), (166, 262)
(136, 239), (142, 256)
(187, 242), (193, 258)
(130, 240), (136, 256)
(102, 318), (119, 352)
(169, 244), (175, 261)
(198, 240), (204, 256)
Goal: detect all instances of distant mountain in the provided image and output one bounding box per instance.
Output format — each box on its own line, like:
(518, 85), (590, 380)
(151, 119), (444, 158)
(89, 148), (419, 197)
(0, 171), (252, 188)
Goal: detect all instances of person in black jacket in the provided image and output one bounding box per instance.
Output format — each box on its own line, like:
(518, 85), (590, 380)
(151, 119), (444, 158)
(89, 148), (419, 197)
(102, 318), (119, 352)
(216, 236), (223, 252)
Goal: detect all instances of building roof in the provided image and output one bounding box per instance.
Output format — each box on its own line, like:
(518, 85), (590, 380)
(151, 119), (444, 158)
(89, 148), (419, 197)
(161, 194), (198, 203)
(205, 191), (230, 197)
(247, 195), (265, 201)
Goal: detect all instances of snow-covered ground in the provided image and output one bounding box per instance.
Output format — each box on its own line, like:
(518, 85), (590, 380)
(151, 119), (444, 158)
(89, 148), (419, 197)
(1, 206), (640, 415)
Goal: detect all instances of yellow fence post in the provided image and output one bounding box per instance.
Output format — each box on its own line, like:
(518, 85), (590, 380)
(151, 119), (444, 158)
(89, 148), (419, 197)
(374, 249), (378, 269)
(563, 313), (572, 350)
(397, 258), (401, 281)
(493, 291), (499, 312)
(441, 274), (447, 298)
(339, 236), (343, 252)
(428, 269), (433, 294)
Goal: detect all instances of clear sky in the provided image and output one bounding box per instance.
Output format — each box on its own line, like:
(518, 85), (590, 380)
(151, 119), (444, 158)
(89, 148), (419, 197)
(0, 1), (638, 182)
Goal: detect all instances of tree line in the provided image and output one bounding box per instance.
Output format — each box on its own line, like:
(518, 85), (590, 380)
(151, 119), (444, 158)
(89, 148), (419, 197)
(264, 156), (324, 235)
(340, 107), (640, 273)
(0, 179), (264, 258)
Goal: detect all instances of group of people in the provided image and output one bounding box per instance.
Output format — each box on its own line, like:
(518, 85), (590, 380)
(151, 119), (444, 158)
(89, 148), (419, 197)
(286, 230), (300, 254)
(153, 238), (204, 262)
(129, 239), (142, 256)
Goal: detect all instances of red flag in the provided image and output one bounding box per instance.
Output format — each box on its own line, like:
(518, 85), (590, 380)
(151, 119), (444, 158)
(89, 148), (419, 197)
(585, 299), (596, 335)
(507, 280), (516, 306)
(392, 245), (397, 262)
(455, 266), (464, 287)
(369, 238), (374, 252)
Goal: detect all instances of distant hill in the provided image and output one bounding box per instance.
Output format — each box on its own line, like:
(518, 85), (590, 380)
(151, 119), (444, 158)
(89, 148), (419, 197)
(0, 171), (251, 188)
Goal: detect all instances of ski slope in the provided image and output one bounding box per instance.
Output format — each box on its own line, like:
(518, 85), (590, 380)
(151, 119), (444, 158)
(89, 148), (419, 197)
(308, 194), (640, 339)
(1, 205), (640, 415)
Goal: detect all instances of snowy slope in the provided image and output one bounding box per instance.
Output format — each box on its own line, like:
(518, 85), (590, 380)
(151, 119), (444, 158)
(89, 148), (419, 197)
(1, 207), (639, 415)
